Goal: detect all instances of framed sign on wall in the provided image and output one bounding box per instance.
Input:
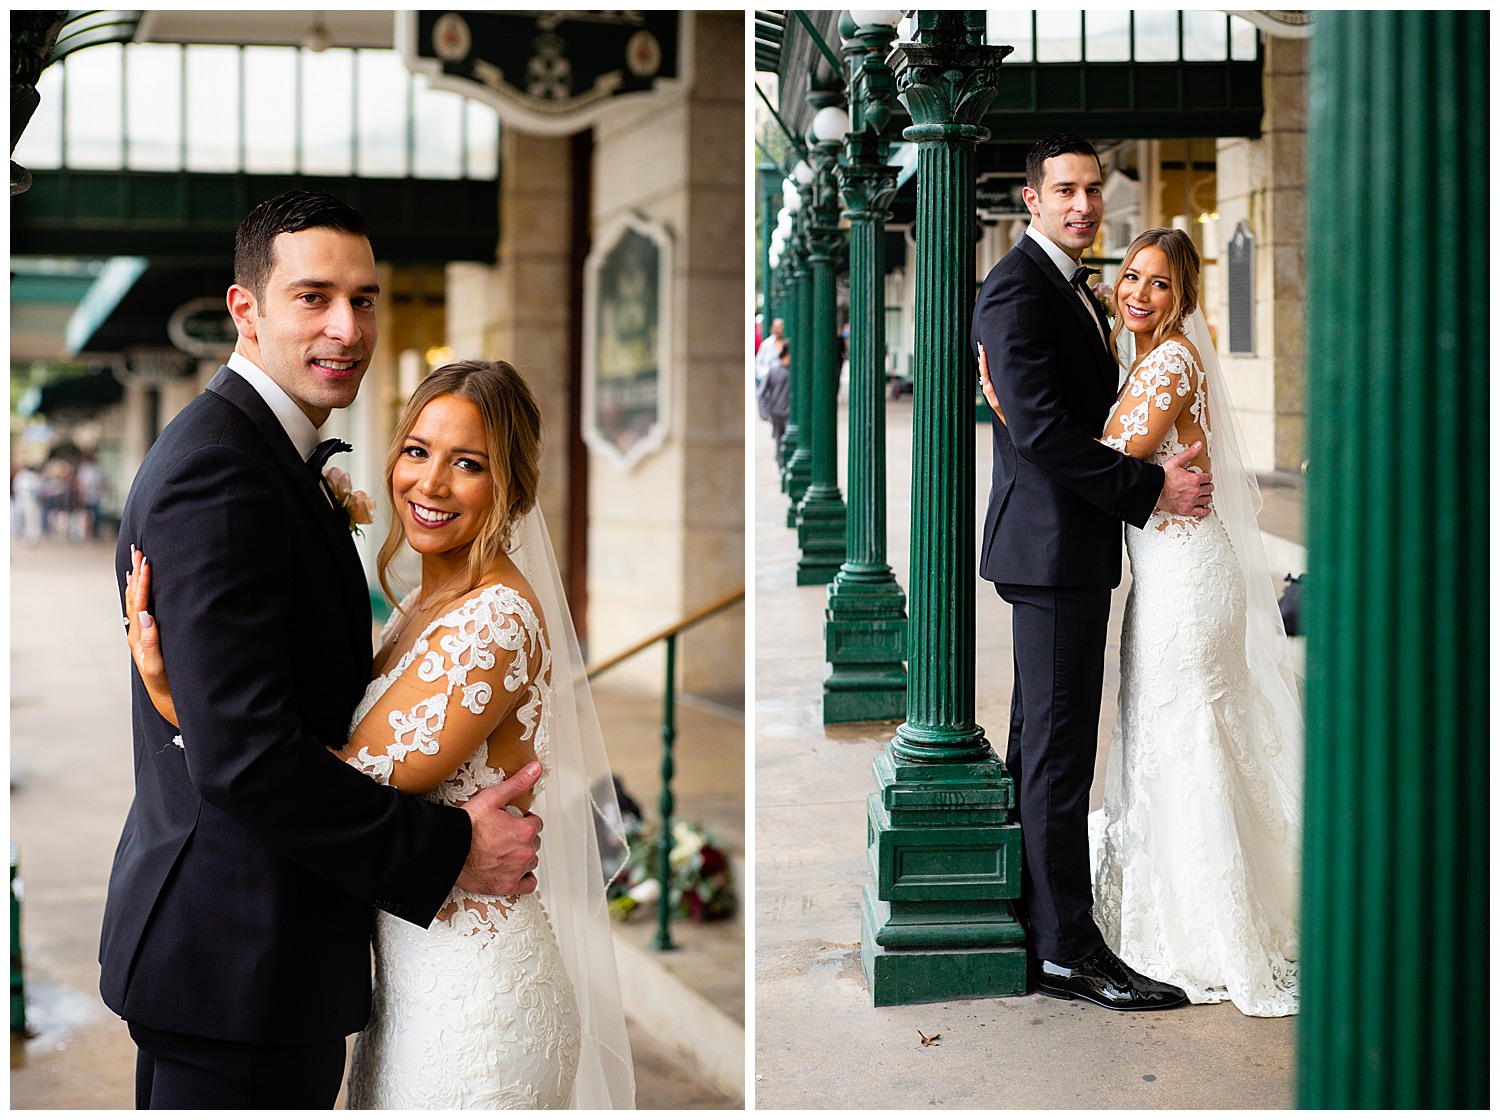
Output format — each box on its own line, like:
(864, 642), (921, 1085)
(582, 213), (673, 471)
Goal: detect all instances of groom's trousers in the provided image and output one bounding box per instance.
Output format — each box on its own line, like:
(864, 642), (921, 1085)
(129, 1021), (346, 1109)
(995, 583), (1112, 966)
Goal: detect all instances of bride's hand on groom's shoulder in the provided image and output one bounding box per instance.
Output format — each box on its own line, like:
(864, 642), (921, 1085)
(1157, 443), (1214, 519)
(124, 547), (179, 727)
(456, 763), (545, 897)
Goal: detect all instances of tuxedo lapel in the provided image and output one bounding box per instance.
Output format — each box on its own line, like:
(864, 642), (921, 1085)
(203, 367), (370, 639)
(1017, 239), (1118, 392)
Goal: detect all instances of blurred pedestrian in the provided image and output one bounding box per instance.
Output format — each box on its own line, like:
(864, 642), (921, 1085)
(755, 317), (785, 390)
(758, 339), (792, 469)
(12, 463), (43, 546)
(74, 452), (107, 541)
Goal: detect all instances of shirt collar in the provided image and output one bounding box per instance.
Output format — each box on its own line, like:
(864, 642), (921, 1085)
(1025, 225), (1082, 281)
(226, 350), (322, 460)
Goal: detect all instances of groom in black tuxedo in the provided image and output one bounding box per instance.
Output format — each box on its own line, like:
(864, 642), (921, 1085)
(972, 135), (1210, 1011)
(101, 192), (545, 1106)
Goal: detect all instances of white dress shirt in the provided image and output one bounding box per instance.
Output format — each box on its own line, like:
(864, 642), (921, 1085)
(1025, 225), (1107, 346)
(226, 350), (322, 460)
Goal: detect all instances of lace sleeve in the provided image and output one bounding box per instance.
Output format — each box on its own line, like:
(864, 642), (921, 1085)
(339, 586), (546, 795)
(1101, 342), (1198, 460)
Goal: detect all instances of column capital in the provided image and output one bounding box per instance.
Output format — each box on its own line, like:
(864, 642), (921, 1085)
(836, 155), (899, 220)
(892, 13), (1012, 139)
(805, 140), (844, 258)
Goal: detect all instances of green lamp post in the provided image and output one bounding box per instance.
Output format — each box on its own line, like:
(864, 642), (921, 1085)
(822, 8), (908, 722)
(859, 10), (1024, 1006)
(794, 92), (850, 585)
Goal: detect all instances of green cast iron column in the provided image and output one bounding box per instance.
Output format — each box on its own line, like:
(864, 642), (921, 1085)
(1299, 10), (1487, 1107)
(859, 12), (1024, 1007)
(757, 160), (780, 324)
(794, 112), (849, 585)
(783, 192), (814, 513)
(823, 12), (907, 722)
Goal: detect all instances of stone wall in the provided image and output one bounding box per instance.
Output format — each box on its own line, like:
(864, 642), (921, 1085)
(1213, 35), (1308, 474)
(587, 11), (745, 700)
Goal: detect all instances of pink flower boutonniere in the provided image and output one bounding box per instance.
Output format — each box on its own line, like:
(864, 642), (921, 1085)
(323, 466), (376, 536)
(1092, 281), (1117, 320)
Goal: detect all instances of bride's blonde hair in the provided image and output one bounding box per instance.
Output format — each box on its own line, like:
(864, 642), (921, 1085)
(376, 359), (542, 613)
(1108, 228), (1201, 365)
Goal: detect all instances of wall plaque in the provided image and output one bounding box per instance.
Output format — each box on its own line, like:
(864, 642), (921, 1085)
(583, 214), (672, 471)
(1227, 221), (1254, 355)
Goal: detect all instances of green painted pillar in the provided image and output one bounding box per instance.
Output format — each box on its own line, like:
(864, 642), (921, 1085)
(757, 160), (780, 323)
(823, 12), (907, 722)
(783, 193), (814, 512)
(859, 12), (1023, 1006)
(794, 91), (849, 585)
(780, 232), (804, 491)
(1299, 10), (1487, 1107)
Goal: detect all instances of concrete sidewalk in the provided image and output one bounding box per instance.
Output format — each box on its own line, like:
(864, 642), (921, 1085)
(752, 397), (1299, 1110)
(8, 534), (742, 1109)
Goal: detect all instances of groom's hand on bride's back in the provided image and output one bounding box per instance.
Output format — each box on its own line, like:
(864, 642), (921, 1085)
(456, 762), (545, 896)
(1156, 442), (1214, 518)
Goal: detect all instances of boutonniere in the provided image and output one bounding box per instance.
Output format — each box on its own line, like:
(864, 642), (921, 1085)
(322, 466), (376, 536)
(1092, 281), (1117, 320)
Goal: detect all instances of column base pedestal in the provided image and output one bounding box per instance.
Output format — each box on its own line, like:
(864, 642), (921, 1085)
(860, 888), (1027, 1006)
(795, 494), (847, 585)
(823, 606), (907, 723)
(860, 747), (1027, 1005)
(823, 669), (906, 723)
(784, 454), (813, 522)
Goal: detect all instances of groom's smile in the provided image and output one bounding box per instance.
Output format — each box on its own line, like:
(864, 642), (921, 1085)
(227, 226), (380, 428)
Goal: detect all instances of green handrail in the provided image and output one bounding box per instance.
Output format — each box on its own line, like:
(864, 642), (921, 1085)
(586, 587), (745, 951)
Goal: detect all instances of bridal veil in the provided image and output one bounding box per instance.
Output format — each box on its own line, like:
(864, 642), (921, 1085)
(510, 506), (636, 1109)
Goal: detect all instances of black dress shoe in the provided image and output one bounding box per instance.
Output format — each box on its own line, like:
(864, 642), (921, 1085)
(1036, 945), (1188, 1011)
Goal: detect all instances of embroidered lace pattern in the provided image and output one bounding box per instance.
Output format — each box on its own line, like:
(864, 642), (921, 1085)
(343, 584), (582, 1108)
(1091, 341), (1301, 1017)
(1101, 339), (1210, 538)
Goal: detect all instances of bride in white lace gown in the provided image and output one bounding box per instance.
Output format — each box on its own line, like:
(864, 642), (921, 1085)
(127, 360), (635, 1105)
(1089, 229), (1304, 1017)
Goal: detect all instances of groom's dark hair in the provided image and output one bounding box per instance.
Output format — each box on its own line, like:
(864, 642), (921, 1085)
(1025, 133), (1102, 190)
(233, 190), (370, 302)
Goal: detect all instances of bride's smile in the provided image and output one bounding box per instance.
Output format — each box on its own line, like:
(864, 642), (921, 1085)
(393, 393), (497, 565)
(1115, 244), (1176, 337)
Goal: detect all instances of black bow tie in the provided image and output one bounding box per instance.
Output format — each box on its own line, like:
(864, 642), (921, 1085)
(307, 437), (352, 476)
(1072, 265), (1102, 288)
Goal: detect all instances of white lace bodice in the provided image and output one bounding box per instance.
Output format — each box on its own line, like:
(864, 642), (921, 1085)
(1101, 338), (1211, 539)
(342, 582), (582, 1108)
(344, 582), (554, 936)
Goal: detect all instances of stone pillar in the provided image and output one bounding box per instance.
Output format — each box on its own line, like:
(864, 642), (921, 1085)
(1298, 9), (1486, 1108)
(793, 93), (848, 585)
(859, 11), (1023, 1006)
(823, 12), (907, 723)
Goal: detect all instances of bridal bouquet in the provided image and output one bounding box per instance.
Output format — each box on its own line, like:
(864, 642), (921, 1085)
(607, 818), (736, 924)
